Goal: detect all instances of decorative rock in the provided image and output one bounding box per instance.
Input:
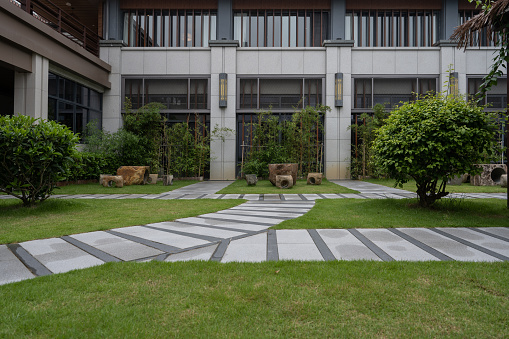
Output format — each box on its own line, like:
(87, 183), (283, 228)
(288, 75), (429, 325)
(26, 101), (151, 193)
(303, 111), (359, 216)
(501, 174), (507, 188)
(447, 175), (464, 186)
(163, 174), (174, 186)
(245, 174), (258, 186)
(471, 164), (507, 186)
(148, 174), (158, 184)
(116, 166), (150, 185)
(276, 175), (294, 189)
(307, 173), (323, 185)
(101, 175), (124, 188)
(268, 163), (298, 186)
(99, 174), (112, 186)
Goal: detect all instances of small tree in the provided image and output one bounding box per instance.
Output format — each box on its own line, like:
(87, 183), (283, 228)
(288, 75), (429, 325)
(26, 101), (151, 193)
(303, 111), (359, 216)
(0, 115), (79, 206)
(372, 93), (499, 207)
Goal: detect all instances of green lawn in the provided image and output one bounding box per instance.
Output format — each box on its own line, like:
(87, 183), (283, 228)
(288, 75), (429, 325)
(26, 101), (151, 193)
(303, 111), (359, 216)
(55, 180), (198, 194)
(217, 178), (358, 194)
(364, 178), (507, 193)
(274, 198), (509, 229)
(1, 261), (508, 337)
(0, 199), (243, 244)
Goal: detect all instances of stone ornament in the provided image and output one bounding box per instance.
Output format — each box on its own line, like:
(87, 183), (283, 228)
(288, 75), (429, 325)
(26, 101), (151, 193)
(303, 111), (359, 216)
(148, 174), (158, 184)
(501, 174), (507, 188)
(163, 175), (174, 186)
(307, 173), (323, 185)
(268, 163), (298, 186)
(116, 166), (150, 185)
(99, 174), (112, 186)
(276, 175), (294, 189)
(101, 175), (124, 188)
(245, 174), (258, 186)
(472, 164), (507, 186)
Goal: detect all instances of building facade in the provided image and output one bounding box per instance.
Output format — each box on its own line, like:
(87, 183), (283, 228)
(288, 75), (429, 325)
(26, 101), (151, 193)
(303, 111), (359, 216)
(0, 0), (506, 180)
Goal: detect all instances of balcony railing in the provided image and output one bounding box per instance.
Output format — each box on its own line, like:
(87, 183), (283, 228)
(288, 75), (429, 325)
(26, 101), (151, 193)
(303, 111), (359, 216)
(11, 0), (100, 56)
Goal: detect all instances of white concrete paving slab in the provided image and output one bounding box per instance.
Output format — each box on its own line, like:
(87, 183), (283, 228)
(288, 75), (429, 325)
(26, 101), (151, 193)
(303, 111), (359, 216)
(321, 194), (343, 199)
(20, 238), (104, 274)
(216, 209), (303, 218)
(357, 229), (439, 261)
(164, 244), (218, 262)
(0, 245), (35, 285)
(169, 181), (233, 195)
(263, 194), (281, 200)
(178, 194), (206, 200)
(398, 228), (501, 262)
(341, 194), (365, 199)
(282, 194), (304, 201)
(230, 206), (311, 213)
(222, 194), (242, 199)
(222, 233), (267, 262)
(477, 227), (509, 239)
(199, 213), (285, 225)
(200, 194), (222, 199)
(439, 228), (509, 257)
(277, 230), (324, 261)
(146, 221), (245, 239)
(242, 194), (261, 200)
(317, 229), (381, 261)
(302, 194), (321, 200)
(243, 203), (315, 209)
(176, 217), (270, 231)
(70, 231), (164, 261)
(112, 226), (210, 249)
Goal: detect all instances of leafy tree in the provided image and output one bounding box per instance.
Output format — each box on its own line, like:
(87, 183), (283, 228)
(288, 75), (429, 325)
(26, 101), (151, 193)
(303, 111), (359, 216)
(372, 93), (499, 207)
(0, 115), (79, 206)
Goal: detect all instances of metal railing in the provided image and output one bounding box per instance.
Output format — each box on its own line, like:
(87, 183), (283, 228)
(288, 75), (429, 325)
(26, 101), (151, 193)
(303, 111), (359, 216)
(11, 0), (101, 56)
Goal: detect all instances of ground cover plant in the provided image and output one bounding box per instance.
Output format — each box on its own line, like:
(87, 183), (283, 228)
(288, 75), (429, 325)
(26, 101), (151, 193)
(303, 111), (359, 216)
(55, 180), (198, 195)
(274, 198), (509, 229)
(0, 199), (242, 244)
(0, 261), (507, 337)
(363, 178), (506, 193)
(217, 179), (357, 194)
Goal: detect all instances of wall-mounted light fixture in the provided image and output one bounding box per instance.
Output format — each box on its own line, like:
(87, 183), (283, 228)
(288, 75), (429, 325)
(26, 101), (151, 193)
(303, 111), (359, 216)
(335, 73), (343, 107)
(219, 73), (227, 107)
(449, 72), (459, 96)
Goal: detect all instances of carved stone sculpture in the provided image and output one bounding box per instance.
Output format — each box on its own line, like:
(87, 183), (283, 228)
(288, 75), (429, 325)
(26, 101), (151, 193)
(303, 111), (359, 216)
(148, 174), (158, 184)
(268, 163), (298, 186)
(101, 175), (124, 188)
(307, 173), (323, 185)
(245, 174), (258, 186)
(116, 166), (150, 185)
(471, 164), (507, 186)
(501, 174), (507, 188)
(163, 174), (174, 186)
(276, 175), (294, 189)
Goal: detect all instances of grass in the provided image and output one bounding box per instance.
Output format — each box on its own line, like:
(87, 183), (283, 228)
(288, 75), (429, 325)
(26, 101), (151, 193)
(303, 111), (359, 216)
(217, 178), (358, 194)
(54, 180), (198, 195)
(364, 178), (507, 193)
(0, 199), (243, 244)
(274, 198), (509, 229)
(1, 261), (508, 337)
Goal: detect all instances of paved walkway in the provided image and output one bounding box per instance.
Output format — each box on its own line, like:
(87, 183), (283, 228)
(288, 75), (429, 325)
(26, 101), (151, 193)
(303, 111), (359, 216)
(1, 180), (508, 286)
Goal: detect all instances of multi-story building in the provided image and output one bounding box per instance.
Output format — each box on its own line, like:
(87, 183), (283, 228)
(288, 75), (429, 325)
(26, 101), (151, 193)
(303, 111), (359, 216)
(0, 0), (506, 179)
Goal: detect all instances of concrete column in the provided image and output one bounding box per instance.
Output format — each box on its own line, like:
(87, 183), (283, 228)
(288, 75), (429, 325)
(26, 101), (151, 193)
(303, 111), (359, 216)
(13, 54), (49, 120)
(331, 0), (346, 40)
(324, 40), (354, 180)
(99, 40), (124, 132)
(437, 40), (467, 95)
(441, 0), (459, 41)
(217, 0), (233, 40)
(209, 40), (239, 180)
(105, 0), (123, 41)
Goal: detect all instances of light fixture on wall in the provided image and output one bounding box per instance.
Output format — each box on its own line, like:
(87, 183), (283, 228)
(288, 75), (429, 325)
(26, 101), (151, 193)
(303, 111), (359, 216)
(219, 73), (227, 107)
(449, 72), (459, 96)
(335, 73), (343, 107)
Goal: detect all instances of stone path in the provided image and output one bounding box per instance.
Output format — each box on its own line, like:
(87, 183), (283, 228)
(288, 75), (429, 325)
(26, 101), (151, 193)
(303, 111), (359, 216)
(1, 180), (508, 286)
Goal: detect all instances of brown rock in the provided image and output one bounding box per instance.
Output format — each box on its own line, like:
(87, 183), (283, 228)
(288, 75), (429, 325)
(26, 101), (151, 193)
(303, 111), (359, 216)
(268, 163), (298, 186)
(245, 174), (258, 186)
(276, 175), (294, 189)
(307, 173), (323, 185)
(102, 175), (124, 188)
(471, 164), (507, 186)
(117, 166), (150, 185)
(99, 174), (112, 186)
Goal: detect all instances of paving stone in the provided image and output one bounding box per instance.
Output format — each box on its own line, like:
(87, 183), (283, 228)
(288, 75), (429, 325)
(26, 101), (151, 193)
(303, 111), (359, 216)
(358, 193), (385, 199)
(439, 228), (509, 258)
(477, 227), (509, 239)
(200, 194), (222, 199)
(112, 226), (210, 249)
(230, 206), (311, 213)
(341, 194), (366, 199)
(317, 229), (381, 261)
(96, 194), (125, 199)
(301, 194), (321, 200)
(242, 194), (261, 200)
(216, 209), (302, 219)
(222, 194), (242, 199)
(199, 213), (284, 225)
(243, 203), (315, 209)
(277, 230), (324, 261)
(320, 194), (343, 199)
(70, 231), (164, 261)
(176, 217), (269, 231)
(282, 194), (304, 201)
(357, 229), (439, 261)
(157, 194), (181, 200)
(164, 244), (218, 262)
(168, 181), (233, 195)
(20, 238), (104, 274)
(178, 194), (206, 199)
(263, 194), (281, 200)
(0, 245), (35, 285)
(146, 221), (246, 239)
(222, 233), (267, 262)
(398, 228), (500, 262)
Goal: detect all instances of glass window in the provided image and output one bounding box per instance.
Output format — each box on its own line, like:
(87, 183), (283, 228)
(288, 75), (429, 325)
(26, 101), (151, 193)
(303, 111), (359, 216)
(125, 79), (143, 109)
(469, 77), (507, 109)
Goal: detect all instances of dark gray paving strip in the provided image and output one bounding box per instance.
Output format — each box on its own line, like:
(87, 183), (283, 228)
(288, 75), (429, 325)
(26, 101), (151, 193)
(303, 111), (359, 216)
(210, 239), (230, 262)
(229, 230), (268, 242)
(387, 229), (453, 261)
(259, 194), (264, 201)
(307, 229), (336, 261)
(6, 244), (52, 276)
(197, 215), (276, 226)
(61, 236), (121, 262)
(279, 194), (285, 201)
(267, 229), (279, 261)
(144, 225), (224, 242)
(217, 210), (293, 220)
(175, 220), (254, 234)
(298, 194), (308, 201)
(430, 228), (509, 261)
(105, 230), (180, 254)
(217, 194), (226, 199)
(470, 228), (509, 242)
(317, 194), (328, 199)
(197, 194), (208, 199)
(348, 229), (394, 262)
(154, 253), (170, 262)
(239, 194), (245, 199)
(173, 194), (189, 200)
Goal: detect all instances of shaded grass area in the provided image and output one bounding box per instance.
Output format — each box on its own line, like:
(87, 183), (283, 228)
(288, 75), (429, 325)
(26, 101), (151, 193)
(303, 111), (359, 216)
(0, 199), (243, 244)
(1, 261), (508, 337)
(364, 178), (506, 193)
(54, 180), (198, 195)
(274, 198), (509, 229)
(217, 178), (357, 194)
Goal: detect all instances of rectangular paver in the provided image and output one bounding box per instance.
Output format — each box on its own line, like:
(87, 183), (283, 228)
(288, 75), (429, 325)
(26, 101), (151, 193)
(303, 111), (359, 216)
(276, 230), (323, 261)
(177, 217), (269, 231)
(317, 229), (381, 261)
(165, 244), (218, 262)
(222, 233), (267, 263)
(439, 228), (509, 258)
(0, 245), (35, 285)
(216, 209), (302, 219)
(112, 226), (210, 249)
(147, 221), (245, 239)
(199, 213), (284, 225)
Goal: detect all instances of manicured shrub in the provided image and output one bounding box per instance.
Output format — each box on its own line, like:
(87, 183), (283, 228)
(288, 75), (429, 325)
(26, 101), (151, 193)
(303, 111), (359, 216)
(67, 152), (107, 181)
(0, 115), (79, 206)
